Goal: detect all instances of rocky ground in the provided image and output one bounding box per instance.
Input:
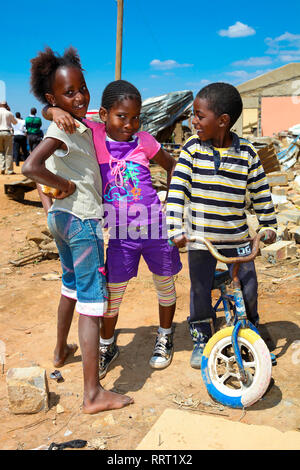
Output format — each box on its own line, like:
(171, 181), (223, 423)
(0, 165), (300, 451)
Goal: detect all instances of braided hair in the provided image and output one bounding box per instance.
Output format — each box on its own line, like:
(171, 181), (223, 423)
(30, 46), (84, 104)
(101, 80), (142, 110)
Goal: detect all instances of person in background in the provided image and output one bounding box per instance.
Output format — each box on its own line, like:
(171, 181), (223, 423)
(12, 112), (28, 166)
(0, 101), (17, 174)
(25, 107), (43, 151)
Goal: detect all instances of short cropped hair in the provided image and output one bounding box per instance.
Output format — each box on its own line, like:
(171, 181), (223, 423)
(15, 112), (21, 118)
(101, 80), (142, 110)
(30, 108), (37, 115)
(30, 46), (83, 104)
(196, 82), (243, 127)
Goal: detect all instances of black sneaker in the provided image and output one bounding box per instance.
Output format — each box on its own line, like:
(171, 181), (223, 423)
(149, 331), (174, 369)
(99, 341), (119, 379)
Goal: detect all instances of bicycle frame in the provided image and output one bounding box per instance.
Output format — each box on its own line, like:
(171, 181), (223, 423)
(190, 234), (265, 384)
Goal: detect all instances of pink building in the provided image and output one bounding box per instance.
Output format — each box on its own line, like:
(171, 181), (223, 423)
(235, 63), (300, 137)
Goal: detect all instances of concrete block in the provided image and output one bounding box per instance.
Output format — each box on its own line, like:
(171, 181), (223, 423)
(6, 367), (49, 414)
(261, 240), (297, 263)
(277, 209), (300, 225)
(267, 171), (289, 187)
(277, 201), (294, 211)
(272, 186), (288, 196)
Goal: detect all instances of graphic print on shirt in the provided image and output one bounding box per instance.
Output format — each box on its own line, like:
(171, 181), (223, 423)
(103, 159), (143, 209)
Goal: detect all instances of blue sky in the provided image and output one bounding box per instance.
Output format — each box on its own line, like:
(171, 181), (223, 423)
(1, 0), (300, 127)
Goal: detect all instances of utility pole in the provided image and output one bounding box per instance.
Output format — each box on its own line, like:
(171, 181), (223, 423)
(115, 0), (124, 80)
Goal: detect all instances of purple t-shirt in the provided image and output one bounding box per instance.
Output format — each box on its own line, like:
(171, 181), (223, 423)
(84, 121), (163, 227)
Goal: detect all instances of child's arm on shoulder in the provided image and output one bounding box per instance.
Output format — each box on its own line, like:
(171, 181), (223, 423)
(22, 137), (76, 199)
(42, 105), (79, 134)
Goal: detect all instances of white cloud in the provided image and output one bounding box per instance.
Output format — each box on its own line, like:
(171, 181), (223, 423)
(226, 69), (268, 83)
(232, 57), (272, 67)
(186, 79), (210, 87)
(279, 54), (300, 62)
(150, 59), (193, 70)
(218, 21), (256, 38)
(265, 31), (300, 60)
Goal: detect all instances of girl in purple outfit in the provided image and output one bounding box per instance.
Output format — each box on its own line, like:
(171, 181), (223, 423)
(45, 80), (182, 378)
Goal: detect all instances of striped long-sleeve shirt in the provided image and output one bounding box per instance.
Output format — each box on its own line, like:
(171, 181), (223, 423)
(166, 132), (277, 250)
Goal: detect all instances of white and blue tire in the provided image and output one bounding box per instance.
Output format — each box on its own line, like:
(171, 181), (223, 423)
(201, 327), (272, 408)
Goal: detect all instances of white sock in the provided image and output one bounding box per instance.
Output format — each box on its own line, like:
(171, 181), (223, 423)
(158, 326), (172, 335)
(100, 336), (114, 345)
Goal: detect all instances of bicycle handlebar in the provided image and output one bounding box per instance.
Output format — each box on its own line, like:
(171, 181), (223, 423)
(188, 232), (265, 265)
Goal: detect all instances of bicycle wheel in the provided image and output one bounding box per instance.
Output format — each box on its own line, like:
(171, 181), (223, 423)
(201, 327), (272, 408)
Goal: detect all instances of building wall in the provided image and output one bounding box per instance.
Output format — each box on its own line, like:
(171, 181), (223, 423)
(261, 96), (300, 136)
(242, 108), (259, 136)
(236, 63), (300, 137)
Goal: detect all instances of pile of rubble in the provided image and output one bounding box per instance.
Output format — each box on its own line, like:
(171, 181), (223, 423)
(248, 126), (300, 266)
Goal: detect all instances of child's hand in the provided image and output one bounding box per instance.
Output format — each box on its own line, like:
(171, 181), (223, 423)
(260, 228), (276, 244)
(170, 235), (188, 248)
(52, 108), (79, 134)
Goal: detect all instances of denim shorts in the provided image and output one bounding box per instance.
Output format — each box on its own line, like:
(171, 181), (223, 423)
(47, 211), (107, 316)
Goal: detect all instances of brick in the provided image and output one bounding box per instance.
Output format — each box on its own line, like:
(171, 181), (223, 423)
(272, 186), (289, 196)
(6, 367), (49, 414)
(267, 171), (289, 187)
(261, 240), (297, 263)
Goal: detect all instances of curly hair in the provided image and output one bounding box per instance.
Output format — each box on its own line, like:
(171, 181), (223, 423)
(101, 80), (142, 110)
(196, 82), (243, 127)
(30, 46), (83, 104)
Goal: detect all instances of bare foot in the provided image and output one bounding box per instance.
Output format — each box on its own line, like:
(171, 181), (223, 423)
(83, 387), (134, 414)
(53, 343), (78, 368)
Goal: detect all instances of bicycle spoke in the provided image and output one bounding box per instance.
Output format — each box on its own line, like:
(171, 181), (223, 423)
(217, 371), (231, 384)
(216, 351), (231, 363)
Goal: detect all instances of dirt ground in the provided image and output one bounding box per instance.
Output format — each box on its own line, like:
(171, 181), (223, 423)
(0, 166), (300, 451)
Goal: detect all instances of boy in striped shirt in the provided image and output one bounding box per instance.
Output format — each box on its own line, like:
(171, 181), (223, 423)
(167, 83), (277, 368)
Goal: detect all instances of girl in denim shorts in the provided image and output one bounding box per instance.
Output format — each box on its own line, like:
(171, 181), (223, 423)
(45, 80), (182, 378)
(22, 47), (133, 414)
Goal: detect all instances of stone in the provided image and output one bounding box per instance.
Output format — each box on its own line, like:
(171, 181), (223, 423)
(261, 240), (298, 263)
(6, 367), (49, 414)
(56, 404), (64, 414)
(104, 413), (115, 426)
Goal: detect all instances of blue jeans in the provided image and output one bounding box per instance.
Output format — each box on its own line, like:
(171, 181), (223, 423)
(188, 245), (259, 330)
(47, 211), (107, 316)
